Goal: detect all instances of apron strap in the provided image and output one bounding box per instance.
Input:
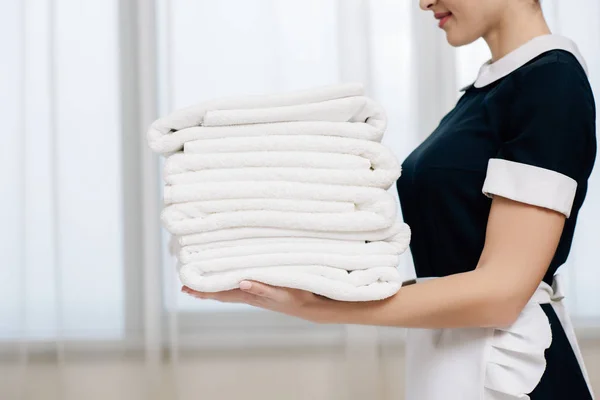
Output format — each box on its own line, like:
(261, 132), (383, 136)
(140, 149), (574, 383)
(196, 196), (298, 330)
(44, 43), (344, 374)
(548, 275), (595, 398)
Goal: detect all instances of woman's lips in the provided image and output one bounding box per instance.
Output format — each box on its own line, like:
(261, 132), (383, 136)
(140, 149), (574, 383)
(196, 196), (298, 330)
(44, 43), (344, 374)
(435, 12), (452, 28)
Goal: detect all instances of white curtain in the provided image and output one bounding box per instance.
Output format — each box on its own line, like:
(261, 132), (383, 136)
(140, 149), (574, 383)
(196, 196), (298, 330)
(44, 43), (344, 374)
(1, 1), (598, 399)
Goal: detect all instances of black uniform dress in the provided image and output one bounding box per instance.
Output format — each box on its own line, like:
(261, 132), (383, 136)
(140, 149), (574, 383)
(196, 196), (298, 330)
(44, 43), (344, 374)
(397, 35), (596, 399)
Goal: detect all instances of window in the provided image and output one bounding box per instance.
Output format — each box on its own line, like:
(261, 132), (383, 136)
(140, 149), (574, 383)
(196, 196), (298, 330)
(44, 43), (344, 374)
(0, 0), (123, 340)
(2, 0), (598, 346)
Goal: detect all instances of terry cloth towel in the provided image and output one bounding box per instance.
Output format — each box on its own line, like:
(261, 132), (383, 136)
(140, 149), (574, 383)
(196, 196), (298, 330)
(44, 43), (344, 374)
(147, 83), (387, 154)
(179, 221), (411, 248)
(179, 264), (402, 302)
(180, 248), (400, 275)
(161, 181), (398, 235)
(175, 222), (410, 301)
(178, 231), (408, 254)
(164, 135), (401, 189)
(178, 220), (410, 248)
(178, 229), (411, 270)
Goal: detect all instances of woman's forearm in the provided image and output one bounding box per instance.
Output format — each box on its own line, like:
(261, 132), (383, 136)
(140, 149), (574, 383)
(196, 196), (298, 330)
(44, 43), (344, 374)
(315, 267), (522, 329)
(313, 197), (562, 330)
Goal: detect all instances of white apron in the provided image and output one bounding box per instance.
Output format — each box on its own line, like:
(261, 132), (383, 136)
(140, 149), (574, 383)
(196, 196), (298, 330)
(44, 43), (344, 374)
(405, 275), (595, 400)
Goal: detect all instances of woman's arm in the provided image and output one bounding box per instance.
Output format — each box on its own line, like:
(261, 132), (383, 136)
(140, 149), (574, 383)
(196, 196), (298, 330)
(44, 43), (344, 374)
(183, 195), (566, 329)
(317, 195), (566, 328)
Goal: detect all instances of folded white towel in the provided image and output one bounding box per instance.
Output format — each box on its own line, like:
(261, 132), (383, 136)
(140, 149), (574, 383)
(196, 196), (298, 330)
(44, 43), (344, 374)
(147, 83), (386, 153)
(180, 226), (409, 254)
(165, 152), (370, 181)
(164, 135), (400, 189)
(202, 96), (385, 128)
(179, 230), (409, 270)
(165, 198), (355, 215)
(162, 121), (385, 154)
(179, 220), (410, 248)
(179, 264), (402, 302)
(175, 223), (410, 301)
(182, 251), (400, 273)
(161, 181), (397, 235)
(179, 236), (366, 251)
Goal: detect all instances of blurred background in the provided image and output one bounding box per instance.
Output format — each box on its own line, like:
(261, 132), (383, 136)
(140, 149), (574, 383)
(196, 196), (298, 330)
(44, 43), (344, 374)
(1, 0), (599, 399)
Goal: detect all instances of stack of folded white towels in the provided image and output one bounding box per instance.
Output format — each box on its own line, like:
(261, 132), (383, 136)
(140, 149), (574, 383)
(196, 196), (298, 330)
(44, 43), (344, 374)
(147, 83), (411, 301)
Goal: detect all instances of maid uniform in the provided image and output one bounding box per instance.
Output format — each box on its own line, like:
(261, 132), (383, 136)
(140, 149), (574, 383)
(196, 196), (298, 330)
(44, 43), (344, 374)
(397, 35), (597, 399)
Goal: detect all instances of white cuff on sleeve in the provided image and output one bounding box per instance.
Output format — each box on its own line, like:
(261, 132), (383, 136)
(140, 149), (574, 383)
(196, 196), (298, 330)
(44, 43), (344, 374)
(482, 158), (577, 218)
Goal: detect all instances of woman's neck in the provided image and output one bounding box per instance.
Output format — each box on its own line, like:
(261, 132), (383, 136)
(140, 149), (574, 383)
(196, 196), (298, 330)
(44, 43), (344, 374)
(484, 6), (551, 62)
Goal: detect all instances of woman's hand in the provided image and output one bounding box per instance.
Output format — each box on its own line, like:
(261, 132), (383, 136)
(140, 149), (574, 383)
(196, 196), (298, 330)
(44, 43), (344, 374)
(181, 281), (333, 323)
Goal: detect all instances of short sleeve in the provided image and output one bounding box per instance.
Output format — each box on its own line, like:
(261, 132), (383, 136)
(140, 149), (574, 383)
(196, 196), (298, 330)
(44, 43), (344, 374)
(482, 59), (595, 218)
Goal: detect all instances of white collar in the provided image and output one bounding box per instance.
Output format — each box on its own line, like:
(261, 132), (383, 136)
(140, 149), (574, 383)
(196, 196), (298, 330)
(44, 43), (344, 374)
(461, 35), (588, 91)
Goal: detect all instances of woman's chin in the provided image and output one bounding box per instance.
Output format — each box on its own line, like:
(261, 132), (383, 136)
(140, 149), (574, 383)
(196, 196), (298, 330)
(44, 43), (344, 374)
(445, 30), (478, 48)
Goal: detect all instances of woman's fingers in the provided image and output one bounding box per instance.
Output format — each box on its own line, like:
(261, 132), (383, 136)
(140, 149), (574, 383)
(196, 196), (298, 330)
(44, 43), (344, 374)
(181, 283), (327, 322)
(239, 281), (284, 301)
(181, 286), (256, 304)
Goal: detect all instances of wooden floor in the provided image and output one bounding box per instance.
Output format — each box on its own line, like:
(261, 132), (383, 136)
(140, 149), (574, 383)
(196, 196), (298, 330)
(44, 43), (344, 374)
(1, 341), (598, 400)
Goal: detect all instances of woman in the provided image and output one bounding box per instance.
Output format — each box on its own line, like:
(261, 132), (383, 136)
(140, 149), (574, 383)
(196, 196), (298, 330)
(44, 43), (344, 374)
(183, 0), (597, 398)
